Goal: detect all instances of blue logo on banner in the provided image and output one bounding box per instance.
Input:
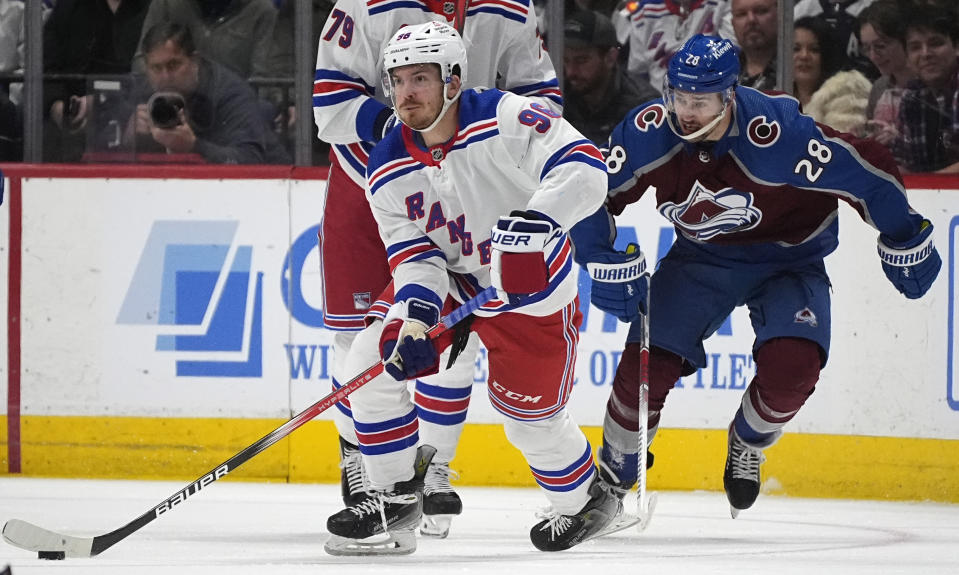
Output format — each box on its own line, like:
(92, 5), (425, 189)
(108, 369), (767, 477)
(117, 221), (263, 377)
(948, 215), (959, 410)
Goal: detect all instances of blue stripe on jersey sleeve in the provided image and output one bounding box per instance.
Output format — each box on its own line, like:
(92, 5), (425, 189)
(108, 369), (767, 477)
(540, 139), (604, 181)
(369, 1), (430, 16)
(467, 5), (526, 23)
(356, 98), (390, 143)
(457, 89), (505, 126)
(509, 78), (560, 97)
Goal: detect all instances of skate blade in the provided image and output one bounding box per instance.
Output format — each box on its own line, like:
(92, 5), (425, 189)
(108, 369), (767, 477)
(419, 514), (453, 539)
(593, 510), (640, 538)
(636, 491), (658, 532)
(730, 505), (741, 519)
(324, 530), (417, 556)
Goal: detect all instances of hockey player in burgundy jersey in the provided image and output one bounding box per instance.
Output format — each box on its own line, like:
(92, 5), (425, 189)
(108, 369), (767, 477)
(324, 22), (619, 555)
(570, 34), (941, 518)
(313, 0), (561, 538)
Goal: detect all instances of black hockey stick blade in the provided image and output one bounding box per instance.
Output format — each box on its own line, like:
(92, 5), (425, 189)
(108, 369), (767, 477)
(2, 287), (496, 558)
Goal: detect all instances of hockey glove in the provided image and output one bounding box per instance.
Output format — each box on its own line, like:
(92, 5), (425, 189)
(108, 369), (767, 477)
(379, 298), (441, 381)
(372, 107), (398, 143)
(490, 211), (562, 303)
(586, 243), (648, 323)
(877, 220), (941, 299)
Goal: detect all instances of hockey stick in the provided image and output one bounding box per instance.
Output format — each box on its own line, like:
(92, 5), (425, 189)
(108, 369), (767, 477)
(2, 286), (497, 559)
(452, 0), (468, 35)
(637, 274), (657, 531)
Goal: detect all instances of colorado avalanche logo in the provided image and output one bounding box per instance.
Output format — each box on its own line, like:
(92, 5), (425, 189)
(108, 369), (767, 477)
(794, 307), (818, 327)
(634, 104), (666, 132)
(747, 116), (781, 147)
(659, 180), (763, 241)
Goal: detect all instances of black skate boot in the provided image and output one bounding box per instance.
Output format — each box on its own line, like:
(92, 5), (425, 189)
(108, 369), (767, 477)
(338, 436), (371, 507)
(723, 425), (766, 518)
(529, 474), (621, 552)
(419, 461), (463, 538)
(325, 445), (436, 556)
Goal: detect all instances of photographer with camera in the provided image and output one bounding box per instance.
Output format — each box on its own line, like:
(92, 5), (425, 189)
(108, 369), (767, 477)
(129, 21), (289, 164)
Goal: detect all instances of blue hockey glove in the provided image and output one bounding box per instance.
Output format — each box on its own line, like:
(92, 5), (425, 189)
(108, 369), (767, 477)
(372, 107), (398, 143)
(490, 211), (563, 303)
(586, 243), (648, 323)
(379, 298), (441, 381)
(877, 220), (941, 299)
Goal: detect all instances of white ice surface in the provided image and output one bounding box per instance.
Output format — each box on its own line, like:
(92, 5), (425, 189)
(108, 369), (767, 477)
(2, 477), (958, 574)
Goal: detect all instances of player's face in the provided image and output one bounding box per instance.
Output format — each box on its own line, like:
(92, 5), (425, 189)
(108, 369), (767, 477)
(389, 64), (446, 130)
(906, 28), (958, 91)
(860, 23), (908, 80)
(731, 0), (777, 52)
(671, 90), (725, 137)
(793, 27), (823, 90)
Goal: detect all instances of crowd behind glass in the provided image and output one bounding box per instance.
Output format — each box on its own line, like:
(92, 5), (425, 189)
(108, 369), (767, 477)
(0, 0), (956, 173)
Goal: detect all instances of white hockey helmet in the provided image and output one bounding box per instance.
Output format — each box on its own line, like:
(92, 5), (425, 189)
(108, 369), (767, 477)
(382, 20), (468, 131)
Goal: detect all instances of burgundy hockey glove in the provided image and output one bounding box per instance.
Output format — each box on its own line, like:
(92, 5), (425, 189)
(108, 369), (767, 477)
(379, 298), (441, 381)
(877, 220), (941, 300)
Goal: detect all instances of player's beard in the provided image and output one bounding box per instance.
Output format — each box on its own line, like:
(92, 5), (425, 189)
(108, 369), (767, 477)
(398, 102), (442, 131)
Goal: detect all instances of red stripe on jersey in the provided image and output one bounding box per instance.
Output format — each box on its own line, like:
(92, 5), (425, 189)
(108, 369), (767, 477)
(414, 394), (471, 415)
(313, 80), (365, 95)
(355, 418), (419, 446)
(530, 456), (594, 487)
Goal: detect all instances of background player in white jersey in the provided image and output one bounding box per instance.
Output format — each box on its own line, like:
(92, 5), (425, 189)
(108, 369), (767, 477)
(312, 0), (562, 537)
(571, 35), (941, 518)
(324, 21), (618, 555)
(625, 0), (736, 94)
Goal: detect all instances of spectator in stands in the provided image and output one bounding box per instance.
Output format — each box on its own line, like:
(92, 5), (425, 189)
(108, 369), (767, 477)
(624, 0), (735, 94)
(732, 0), (778, 90)
(0, 0), (25, 160)
(793, 16), (840, 109)
(805, 68), (872, 134)
(562, 9), (658, 145)
(895, 3), (959, 173)
(134, 0), (277, 81)
(794, 0), (878, 79)
(263, 0), (334, 164)
(128, 22), (289, 164)
(858, 0), (914, 147)
(42, 0), (151, 162)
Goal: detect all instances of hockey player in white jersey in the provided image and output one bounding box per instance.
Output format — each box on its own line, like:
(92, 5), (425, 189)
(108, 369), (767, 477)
(323, 21), (619, 555)
(625, 0), (736, 93)
(312, 0), (562, 538)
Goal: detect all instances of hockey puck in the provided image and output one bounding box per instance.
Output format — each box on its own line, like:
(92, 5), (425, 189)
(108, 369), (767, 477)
(37, 550), (65, 560)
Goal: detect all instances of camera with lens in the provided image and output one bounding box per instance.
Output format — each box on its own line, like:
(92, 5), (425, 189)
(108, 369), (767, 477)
(147, 91), (186, 129)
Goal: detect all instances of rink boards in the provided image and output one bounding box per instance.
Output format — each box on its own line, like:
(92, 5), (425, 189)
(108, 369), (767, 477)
(0, 165), (957, 502)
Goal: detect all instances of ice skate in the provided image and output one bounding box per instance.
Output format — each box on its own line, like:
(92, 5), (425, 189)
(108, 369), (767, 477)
(324, 445), (436, 556)
(419, 461), (463, 538)
(723, 425), (765, 518)
(338, 436), (371, 507)
(529, 475), (621, 552)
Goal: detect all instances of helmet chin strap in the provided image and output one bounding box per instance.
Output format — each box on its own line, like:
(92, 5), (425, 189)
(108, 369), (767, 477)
(668, 100), (730, 143)
(418, 87), (462, 133)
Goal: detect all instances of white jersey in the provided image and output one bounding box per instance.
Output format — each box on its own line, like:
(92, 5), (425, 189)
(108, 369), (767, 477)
(626, 0), (735, 93)
(313, 0), (561, 187)
(365, 89), (606, 318)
